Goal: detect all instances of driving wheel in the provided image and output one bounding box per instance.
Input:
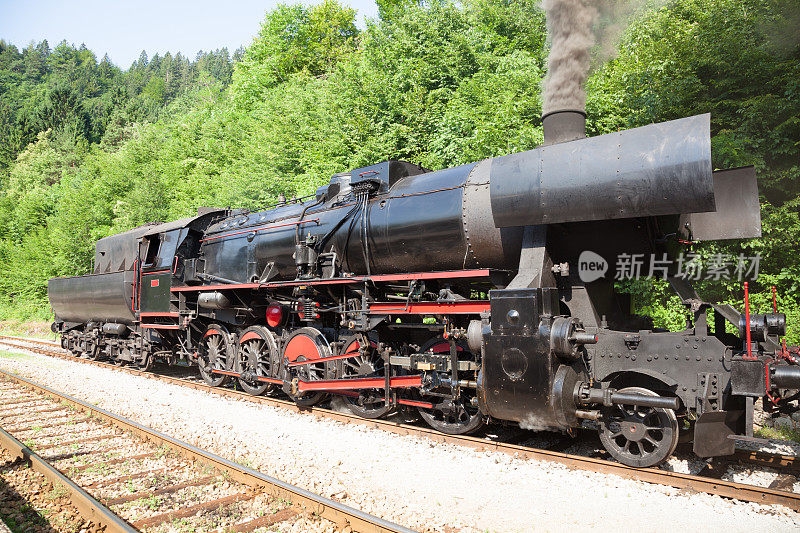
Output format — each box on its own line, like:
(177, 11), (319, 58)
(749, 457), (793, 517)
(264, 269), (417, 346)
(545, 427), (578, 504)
(236, 326), (279, 395)
(338, 334), (392, 419)
(198, 324), (233, 387)
(598, 387), (679, 467)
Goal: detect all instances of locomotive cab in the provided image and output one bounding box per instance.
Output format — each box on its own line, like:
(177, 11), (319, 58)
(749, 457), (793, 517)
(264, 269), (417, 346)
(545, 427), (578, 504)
(138, 229), (180, 314)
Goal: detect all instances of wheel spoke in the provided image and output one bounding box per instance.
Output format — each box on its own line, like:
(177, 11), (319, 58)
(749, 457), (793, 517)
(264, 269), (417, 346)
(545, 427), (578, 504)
(643, 435), (659, 446)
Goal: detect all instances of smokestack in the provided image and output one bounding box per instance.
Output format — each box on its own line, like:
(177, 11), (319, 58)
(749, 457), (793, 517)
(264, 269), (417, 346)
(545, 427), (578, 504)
(541, 0), (596, 145)
(542, 109), (586, 145)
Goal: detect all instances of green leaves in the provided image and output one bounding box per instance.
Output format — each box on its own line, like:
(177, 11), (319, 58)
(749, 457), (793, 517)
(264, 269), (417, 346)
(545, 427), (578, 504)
(231, 0), (358, 110)
(0, 0), (799, 334)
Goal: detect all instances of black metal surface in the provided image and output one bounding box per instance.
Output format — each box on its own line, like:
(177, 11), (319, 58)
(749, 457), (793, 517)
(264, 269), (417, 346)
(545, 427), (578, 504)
(542, 110), (586, 145)
(598, 386), (680, 467)
(94, 223), (157, 274)
(590, 328), (732, 412)
(693, 410), (739, 457)
(198, 292), (232, 309)
(140, 272), (171, 313)
(93, 211), (226, 275)
(49, 271), (136, 324)
(772, 365), (800, 388)
(480, 288), (576, 428)
(490, 114), (714, 227)
(680, 166), (761, 241)
(56, 211), (226, 325)
(101, 323), (128, 336)
(610, 391), (681, 410)
(201, 161), (525, 283)
(731, 358), (767, 396)
(200, 115), (718, 284)
(350, 160), (429, 193)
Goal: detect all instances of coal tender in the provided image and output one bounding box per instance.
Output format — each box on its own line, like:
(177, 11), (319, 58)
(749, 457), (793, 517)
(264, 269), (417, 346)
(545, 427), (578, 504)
(48, 110), (800, 467)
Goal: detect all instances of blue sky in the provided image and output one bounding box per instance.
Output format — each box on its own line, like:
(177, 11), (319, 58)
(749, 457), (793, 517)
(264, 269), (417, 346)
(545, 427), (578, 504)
(0, 0), (379, 68)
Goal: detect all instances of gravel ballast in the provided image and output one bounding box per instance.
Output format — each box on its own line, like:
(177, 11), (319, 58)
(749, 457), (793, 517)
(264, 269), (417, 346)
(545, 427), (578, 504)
(1, 349), (799, 532)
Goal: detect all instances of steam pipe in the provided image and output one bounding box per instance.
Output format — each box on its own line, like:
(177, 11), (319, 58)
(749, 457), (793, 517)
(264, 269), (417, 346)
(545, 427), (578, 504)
(576, 384), (681, 410)
(771, 366), (800, 389)
(610, 392), (681, 411)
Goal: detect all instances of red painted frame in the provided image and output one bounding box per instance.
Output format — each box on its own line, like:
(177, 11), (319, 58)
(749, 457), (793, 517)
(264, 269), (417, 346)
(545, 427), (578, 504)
(297, 374), (422, 392)
(368, 301), (489, 315)
(211, 369), (239, 377)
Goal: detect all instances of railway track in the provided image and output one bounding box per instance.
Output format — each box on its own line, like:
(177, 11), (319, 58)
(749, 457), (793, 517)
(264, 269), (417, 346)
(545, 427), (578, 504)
(0, 365), (413, 532)
(2, 335), (800, 513)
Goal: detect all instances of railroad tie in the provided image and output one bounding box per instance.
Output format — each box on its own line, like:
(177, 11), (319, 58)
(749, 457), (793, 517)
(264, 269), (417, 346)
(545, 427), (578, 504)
(33, 432), (120, 451)
(4, 416), (93, 433)
(83, 467), (177, 489)
(130, 492), (254, 529)
(227, 507), (299, 532)
(104, 475), (219, 505)
(66, 452), (154, 472)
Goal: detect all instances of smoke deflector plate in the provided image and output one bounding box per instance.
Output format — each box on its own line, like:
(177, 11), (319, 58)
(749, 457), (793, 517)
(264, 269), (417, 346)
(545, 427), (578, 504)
(679, 166), (761, 241)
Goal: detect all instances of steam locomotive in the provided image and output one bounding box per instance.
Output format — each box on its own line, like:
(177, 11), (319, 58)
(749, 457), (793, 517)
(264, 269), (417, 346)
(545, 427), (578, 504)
(48, 110), (800, 467)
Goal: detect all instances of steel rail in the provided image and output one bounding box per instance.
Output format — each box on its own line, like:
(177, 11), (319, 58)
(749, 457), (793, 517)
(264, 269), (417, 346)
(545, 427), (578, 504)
(2, 336), (800, 511)
(0, 425), (137, 532)
(0, 368), (415, 533)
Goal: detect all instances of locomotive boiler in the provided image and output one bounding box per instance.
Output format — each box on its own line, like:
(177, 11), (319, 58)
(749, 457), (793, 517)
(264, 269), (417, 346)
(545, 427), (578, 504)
(48, 109), (800, 467)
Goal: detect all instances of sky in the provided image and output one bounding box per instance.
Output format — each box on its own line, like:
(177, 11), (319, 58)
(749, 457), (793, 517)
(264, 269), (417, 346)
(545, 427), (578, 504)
(0, 0), (379, 68)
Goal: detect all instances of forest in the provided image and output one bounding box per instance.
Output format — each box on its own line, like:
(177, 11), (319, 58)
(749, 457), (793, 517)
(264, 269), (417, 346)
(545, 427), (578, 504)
(0, 0), (797, 339)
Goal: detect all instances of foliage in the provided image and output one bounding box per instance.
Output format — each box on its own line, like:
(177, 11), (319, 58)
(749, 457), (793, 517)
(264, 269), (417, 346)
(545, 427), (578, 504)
(592, 0), (800, 338)
(0, 0), (798, 340)
(232, 0), (358, 107)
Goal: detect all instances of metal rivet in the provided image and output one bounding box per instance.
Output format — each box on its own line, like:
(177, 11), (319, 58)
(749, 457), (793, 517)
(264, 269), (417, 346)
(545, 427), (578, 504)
(506, 310), (520, 325)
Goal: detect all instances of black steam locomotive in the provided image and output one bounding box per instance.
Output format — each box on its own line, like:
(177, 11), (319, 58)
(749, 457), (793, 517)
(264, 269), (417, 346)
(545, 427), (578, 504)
(48, 110), (800, 467)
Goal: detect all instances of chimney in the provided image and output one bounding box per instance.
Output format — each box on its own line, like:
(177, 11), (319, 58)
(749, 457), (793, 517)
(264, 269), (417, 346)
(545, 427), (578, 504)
(542, 109), (586, 146)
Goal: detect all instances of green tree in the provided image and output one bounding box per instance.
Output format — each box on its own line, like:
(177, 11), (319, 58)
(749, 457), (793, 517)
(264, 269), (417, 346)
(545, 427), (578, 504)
(232, 0), (358, 108)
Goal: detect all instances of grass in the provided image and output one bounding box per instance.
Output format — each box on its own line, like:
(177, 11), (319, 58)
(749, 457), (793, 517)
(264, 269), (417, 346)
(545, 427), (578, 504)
(46, 482), (69, 500)
(0, 352), (33, 361)
(141, 494), (163, 510)
(0, 317), (55, 339)
(0, 296), (53, 323)
(756, 424), (800, 443)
